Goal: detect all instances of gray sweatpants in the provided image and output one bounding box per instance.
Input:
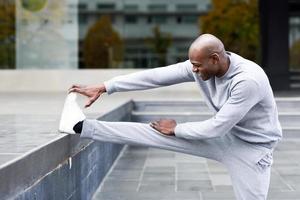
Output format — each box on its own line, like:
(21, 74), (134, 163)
(81, 119), (274, 200)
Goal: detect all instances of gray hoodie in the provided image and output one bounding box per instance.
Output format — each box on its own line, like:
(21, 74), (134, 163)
(104, 52), (282, 149)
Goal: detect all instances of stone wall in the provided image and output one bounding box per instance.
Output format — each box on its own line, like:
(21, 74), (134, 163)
(1, 101), (133, 200)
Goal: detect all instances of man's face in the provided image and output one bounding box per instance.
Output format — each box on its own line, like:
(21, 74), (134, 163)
(189, 50), (219, 81)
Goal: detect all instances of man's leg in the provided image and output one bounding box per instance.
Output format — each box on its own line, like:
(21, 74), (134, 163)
(80, 119), (227, 162)
(222, 134), (273, 200)
(80, 119), (274, 199)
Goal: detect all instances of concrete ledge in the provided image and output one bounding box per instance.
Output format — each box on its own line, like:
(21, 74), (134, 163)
(0, 100), (133, 200)
(0, 70), (199, 92)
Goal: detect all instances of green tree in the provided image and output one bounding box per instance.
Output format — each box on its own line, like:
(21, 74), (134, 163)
(21, 0), (47, 12)
(290, 39), (300, 70)
(200, 0), (260, 62)
(0, 0), (15, 69)
(83, 15), (123, 68)
(145, 26), (172, 66)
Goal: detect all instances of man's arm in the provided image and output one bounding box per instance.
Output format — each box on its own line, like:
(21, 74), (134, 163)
(174, 79), (263, 139)
(69, 60), (194, 107)
(68, 83), (107, 108)
(104, 60), (194, 94)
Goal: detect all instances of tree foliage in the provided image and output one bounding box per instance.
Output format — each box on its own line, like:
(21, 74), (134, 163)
(21, 0), (47, 12)
(0, 1), (15, 69)
(290, 39), (300, 70)
(200, 0), (260, 62)
(145, 26), (172, 66)
(83, 15), (123, 68)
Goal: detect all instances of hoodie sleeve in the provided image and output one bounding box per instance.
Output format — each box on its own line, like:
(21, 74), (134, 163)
(103, 60), (194, 95)
(174, 79), (262, 139)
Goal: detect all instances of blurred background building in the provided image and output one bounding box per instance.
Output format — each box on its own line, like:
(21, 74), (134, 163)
(0, 0), (300, 90)
(77, 0), (211, 68)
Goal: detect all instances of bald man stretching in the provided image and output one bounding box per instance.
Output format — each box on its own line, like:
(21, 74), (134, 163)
(59, 34), (282, 200)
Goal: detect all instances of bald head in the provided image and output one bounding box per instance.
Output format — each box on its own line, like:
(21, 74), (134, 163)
(189, 34), (226, 58)
(188, 34), (230, 81)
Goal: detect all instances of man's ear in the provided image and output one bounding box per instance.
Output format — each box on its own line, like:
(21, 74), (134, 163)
(211, 53), (219, 64)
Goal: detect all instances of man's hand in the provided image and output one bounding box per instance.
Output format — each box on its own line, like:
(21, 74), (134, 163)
(68, 84), (106, 108)
(150, 119), (177, 136)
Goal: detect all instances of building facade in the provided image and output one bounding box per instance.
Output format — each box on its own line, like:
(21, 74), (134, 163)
(78, 0), (211, 68)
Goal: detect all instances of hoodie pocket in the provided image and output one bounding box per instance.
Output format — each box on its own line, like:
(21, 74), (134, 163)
(256, 151), (273, 172)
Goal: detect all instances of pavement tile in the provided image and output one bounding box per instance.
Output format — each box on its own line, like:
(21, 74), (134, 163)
(177, 180), (213, 191)
(144, 166), (175, 173)
(201, 190), (236, 200)
(139, 180), (175, 192)
(267, 191), (300, 200)
(213, 185), (234, 191)
(275, 166), (300, 176)
(176, 163), (208, 172)
(107, 169), (142, 180)
(145, 158), (176, 167)
(174, 153), (207, 163)
(177, 172), (210, 181)
(147, 150), (175, 158)
(268, 173), (293, 191)
(280, 175), (300, 191)
(112, 157), (146, 170)
(209, 174), (232, 186)
(142, 173), (175, 181)
(138, 184), (175, 192)
(206, 161), (228, 173)
(94, 191), (202, 200)
(100, 180), (139, 192)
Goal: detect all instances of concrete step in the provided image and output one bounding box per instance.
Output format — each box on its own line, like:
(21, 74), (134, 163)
(290, 70), (300, 85)
(276, 99), (300, 112)
(133, 99), (300, 113)
(132, 112), (300, 138)
(131, 112), (300, 127)
(282, 127), (300, 138)
(290, 83), (300, 89)
(133, 101), (211, 112)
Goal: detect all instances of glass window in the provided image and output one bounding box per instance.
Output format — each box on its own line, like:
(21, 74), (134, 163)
(152, 16), (167, 24)
(182, 15), (199, 24)
(177, 16), (182, 24)
(125, 15), (138, 24)
(177, 15), (198, 24)
(176, 4), (197, 12)
(148, 4), (167, 12)
(124, 4), (138, 12)
(78, 3), (87, 10)
(97, 3), (115, 11)
(147, 16), (167, 24)
(79, 15), (88, 24)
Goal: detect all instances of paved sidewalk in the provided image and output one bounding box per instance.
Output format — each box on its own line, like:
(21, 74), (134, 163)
(93, 140), (300, 200)
(93, 146), (235, 200)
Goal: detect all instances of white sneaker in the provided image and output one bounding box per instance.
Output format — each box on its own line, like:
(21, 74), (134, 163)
(59, 92), (86, 134)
